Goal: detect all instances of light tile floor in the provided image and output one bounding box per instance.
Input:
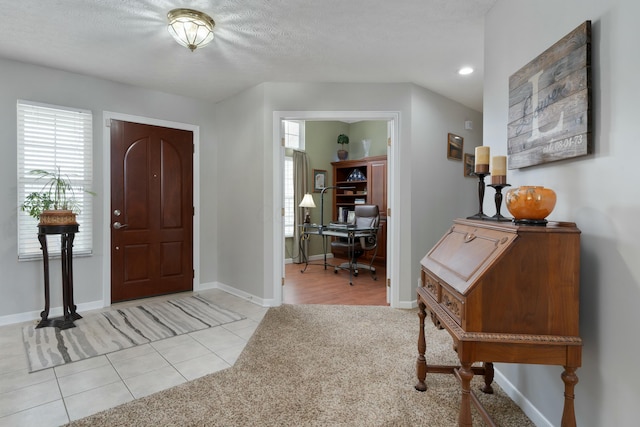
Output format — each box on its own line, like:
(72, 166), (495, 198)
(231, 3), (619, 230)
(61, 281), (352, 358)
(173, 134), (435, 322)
(0, 289), (268, 427)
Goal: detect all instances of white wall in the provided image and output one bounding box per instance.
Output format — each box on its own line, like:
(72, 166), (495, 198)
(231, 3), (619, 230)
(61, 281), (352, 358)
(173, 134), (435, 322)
(0, 58), (217, 322)
(410, 85), (484, 285)
(213, 85), (268, 300)
(485, 1), (640, 425)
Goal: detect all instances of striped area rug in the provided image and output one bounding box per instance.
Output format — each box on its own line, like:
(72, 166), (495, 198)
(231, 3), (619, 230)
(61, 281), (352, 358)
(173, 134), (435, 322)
(22, 295), (245, 372)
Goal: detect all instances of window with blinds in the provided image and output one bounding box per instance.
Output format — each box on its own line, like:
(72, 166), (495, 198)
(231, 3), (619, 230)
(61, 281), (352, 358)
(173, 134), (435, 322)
(283, 120), (305, 237)
(284, 157), (294, 236)
(17, 100), (94, 260)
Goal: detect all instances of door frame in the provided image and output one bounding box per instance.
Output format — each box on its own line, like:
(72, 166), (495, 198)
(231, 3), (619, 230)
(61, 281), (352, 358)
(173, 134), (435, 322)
(272, 111), (400, 308)
(102, 111), (200, 306)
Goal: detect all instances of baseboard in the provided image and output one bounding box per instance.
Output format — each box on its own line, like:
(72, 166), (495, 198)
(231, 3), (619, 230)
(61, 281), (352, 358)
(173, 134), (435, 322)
(198, 281), (277, 307)
(396, 299), (417, 309)
(0, 299), (104, 327)
(494, 367), (553, 427)
(285, 253), (334, 264)
(1, 282), (270, 327)
(194, 281), (218, 292)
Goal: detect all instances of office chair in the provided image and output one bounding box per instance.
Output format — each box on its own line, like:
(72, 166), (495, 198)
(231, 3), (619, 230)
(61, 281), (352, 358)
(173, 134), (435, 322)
(331, 204), (379, 280)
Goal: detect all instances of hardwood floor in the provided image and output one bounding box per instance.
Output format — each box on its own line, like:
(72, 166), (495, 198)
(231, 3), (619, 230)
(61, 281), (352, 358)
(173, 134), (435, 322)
(284, 257), (388, 305)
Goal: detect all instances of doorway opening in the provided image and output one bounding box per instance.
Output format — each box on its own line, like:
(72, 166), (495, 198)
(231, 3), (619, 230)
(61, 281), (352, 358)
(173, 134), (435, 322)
(272, 111), (400, 308)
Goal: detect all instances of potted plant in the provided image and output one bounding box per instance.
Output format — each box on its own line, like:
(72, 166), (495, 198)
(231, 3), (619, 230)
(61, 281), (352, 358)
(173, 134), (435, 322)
(20, 167), (93, 226)
(337, 134), (349, 161)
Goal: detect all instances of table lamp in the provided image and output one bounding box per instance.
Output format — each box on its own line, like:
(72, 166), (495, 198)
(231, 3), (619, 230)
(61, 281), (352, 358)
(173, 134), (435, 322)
(299, 193), (316, 224)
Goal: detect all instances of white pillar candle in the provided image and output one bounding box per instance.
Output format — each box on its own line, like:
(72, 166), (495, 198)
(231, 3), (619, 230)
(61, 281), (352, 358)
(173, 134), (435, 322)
(474, 146), (490, 173)
(490, 155), (507, 184)
(490, 156), (506, 175)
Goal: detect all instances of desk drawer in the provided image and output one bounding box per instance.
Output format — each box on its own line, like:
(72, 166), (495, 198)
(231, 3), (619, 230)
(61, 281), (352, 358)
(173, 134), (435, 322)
(421, 269), (464, 326)
(440, 286), (463, 325)
(421, 270), (440, 300)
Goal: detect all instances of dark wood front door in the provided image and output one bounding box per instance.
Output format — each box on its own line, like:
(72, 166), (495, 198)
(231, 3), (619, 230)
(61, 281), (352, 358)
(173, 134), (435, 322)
(110, 120), (193, 302)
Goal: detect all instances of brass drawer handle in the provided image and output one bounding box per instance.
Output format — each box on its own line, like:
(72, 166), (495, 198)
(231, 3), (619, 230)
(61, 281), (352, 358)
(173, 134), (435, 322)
(464, 233), (476, 242)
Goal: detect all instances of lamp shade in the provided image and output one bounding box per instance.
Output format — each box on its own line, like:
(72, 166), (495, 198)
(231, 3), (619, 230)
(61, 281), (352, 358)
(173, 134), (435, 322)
(299, 193), (316, 208)
(167, 9), (215, 51)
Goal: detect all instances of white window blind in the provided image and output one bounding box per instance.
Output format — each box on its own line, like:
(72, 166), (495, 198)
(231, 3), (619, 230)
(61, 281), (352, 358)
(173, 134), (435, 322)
(17, 100), (94, 260)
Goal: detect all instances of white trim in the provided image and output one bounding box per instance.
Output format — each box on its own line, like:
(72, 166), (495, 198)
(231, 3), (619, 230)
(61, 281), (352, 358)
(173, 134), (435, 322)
(285, 253), (334, 265)
(272, 118), (285, 305)
(0, 299), (103, 326)
(494, 368), (554, 427)
(272, 111), (400, 308)
(200, 281), (277, 308)
(102, 112), (201, 307)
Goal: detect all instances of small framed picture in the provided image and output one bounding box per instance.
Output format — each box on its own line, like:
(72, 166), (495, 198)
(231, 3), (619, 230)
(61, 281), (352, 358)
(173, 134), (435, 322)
(464, 153), (475, 177)
(447, 133), (464, 161)
(313, 169), (327, 192)
(347, 210), (355, 224)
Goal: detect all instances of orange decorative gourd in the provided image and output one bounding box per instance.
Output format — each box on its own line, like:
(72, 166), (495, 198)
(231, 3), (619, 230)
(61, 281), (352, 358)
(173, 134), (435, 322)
(505, 186), (556, 221)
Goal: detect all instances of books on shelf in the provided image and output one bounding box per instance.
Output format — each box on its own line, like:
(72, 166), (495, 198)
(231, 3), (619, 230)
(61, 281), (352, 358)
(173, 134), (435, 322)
(354, 198), (365, 204)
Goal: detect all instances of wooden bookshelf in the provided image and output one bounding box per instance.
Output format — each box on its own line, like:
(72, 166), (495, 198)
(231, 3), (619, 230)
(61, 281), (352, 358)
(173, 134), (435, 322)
(331, 155), (387, 262)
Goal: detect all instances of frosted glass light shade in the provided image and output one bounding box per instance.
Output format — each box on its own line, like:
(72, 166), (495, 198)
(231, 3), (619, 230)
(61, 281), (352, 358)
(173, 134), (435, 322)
(167, 9), (215, 52)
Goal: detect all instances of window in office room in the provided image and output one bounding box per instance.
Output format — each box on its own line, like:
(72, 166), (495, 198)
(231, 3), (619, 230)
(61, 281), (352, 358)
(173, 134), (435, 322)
(283, 120), (305, 237)
(17, 100), (94, 260)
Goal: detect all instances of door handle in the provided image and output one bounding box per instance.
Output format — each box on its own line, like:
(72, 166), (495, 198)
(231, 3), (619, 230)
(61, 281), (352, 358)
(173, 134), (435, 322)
(113, 222), (128, 230)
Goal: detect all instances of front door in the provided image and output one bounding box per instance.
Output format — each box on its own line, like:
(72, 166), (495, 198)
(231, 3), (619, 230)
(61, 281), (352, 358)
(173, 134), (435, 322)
(110, 120), (194, 302)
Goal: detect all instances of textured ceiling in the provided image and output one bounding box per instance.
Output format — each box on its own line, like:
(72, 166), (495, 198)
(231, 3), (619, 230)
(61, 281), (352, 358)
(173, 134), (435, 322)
(0, 0), (496, 112)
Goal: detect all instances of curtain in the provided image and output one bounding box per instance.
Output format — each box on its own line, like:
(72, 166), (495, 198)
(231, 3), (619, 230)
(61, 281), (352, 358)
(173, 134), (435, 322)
(292, 150), (309, 263)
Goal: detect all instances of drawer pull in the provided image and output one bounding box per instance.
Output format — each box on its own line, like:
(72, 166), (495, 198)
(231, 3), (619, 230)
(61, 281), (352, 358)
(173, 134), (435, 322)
(464, 233), (476, 242)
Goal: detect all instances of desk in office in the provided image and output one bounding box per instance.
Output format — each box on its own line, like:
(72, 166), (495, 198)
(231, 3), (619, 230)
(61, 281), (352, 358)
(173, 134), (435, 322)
(299, 223), (377, 285)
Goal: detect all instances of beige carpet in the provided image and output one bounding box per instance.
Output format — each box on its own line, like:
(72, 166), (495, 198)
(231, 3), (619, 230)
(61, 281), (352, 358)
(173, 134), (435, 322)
(68, 304), (534, 426)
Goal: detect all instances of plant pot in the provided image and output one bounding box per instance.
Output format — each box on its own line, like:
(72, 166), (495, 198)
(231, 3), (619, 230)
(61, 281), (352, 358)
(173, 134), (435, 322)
(39, 210), (78, 226)
(337, 149), (348, 161)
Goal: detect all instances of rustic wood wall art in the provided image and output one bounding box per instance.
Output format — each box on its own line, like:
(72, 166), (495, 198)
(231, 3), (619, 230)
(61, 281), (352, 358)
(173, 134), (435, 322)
(507, 21), (592, 169)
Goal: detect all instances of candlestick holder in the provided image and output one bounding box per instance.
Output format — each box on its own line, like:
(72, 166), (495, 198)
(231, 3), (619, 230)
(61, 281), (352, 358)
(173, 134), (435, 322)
(467, 172), (490, 220)
(488, 183), (511, 221)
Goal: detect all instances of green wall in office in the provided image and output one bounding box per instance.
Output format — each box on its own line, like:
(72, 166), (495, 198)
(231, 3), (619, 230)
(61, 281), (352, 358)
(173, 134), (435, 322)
(285, 120), (387, 262)
(345, 121), (387, 159)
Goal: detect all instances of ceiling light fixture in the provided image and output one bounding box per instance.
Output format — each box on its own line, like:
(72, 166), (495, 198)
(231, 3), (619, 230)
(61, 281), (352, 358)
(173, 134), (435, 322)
(458, 67), (474, 75)
(167, 8), (215, 52)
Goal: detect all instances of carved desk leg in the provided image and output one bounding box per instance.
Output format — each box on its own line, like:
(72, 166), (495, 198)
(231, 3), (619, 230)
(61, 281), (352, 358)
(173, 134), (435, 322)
(481, 362), (494, 394)
(458, 362), (474, 427)
(561, 366), (579, 427)
(415, 300), (427, 392)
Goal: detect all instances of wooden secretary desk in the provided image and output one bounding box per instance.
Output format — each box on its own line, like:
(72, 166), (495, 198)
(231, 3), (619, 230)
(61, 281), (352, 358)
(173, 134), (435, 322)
(415, 218), (582, 427)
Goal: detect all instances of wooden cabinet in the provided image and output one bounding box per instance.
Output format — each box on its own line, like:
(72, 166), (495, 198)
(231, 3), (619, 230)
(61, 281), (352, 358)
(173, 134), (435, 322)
(415, 219), (582, 426)
(331, 155), (387, 262)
